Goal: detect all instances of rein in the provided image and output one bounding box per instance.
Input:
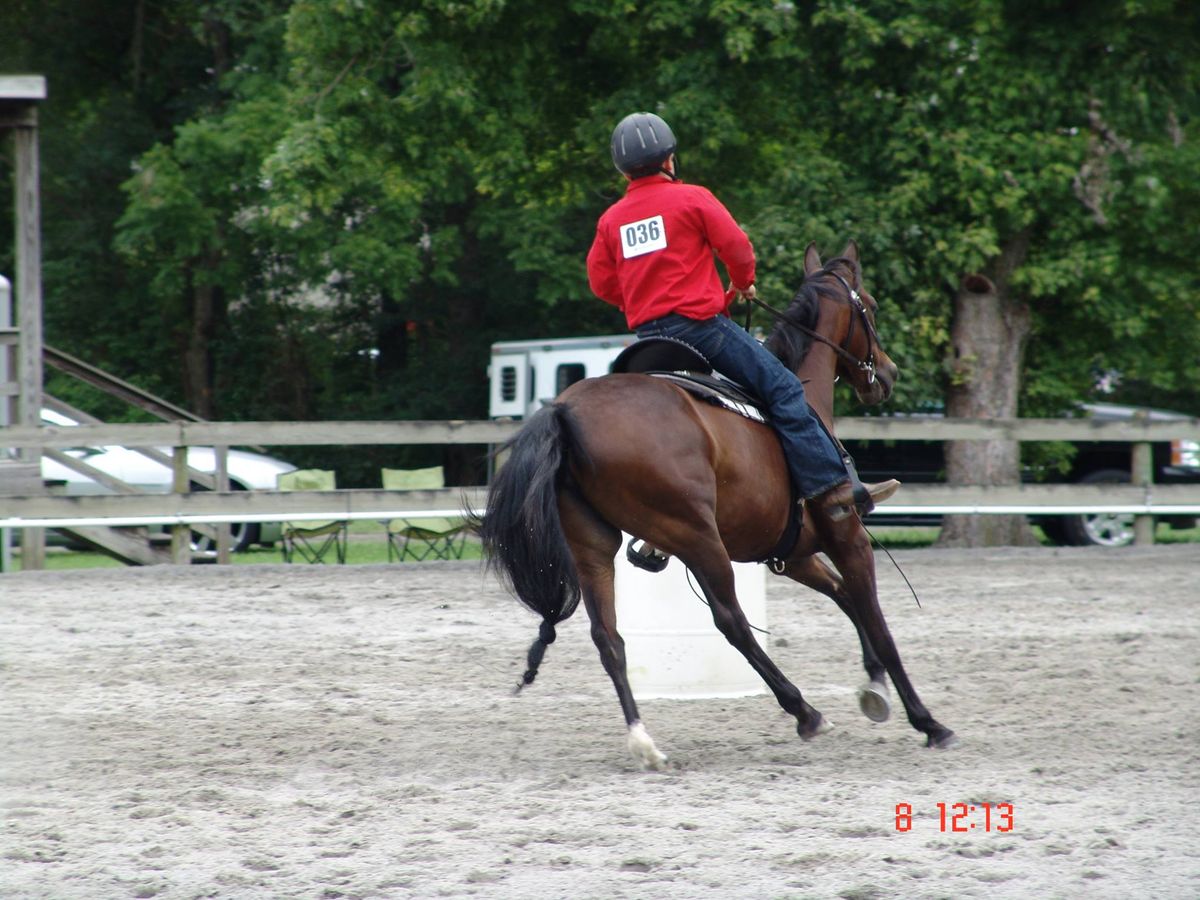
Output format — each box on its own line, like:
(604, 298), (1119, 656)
(748, 271), (921, 607)
(747, 270), (880, 385)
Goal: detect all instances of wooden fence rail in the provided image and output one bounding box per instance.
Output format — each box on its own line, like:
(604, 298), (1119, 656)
(3, 416), (1200, 554)
(3, 415), (1200, 449)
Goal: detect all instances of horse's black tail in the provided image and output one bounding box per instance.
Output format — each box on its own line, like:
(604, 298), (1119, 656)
(476, 404), (582, 691)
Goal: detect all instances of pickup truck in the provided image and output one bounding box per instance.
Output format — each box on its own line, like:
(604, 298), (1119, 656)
(845, 402), (1200, 547)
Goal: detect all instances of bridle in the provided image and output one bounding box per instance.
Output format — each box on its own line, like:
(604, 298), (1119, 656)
(747, 267), (881, 384)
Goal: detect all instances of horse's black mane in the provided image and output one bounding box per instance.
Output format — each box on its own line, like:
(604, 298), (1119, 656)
(763, 256), (859, 372)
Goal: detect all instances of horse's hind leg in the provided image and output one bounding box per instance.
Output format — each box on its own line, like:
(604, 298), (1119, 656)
(679, 538), (832, 740)
(559, 490), (669, 771)
(810, 510), (957, 748)
(783, 554), (891, 723)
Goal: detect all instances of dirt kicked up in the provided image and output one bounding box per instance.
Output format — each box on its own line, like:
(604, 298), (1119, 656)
(2, 544), (1197, 899)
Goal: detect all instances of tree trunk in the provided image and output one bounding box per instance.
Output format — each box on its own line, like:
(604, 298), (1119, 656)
(938, 254), (1039, 547)
(442, 218), (488, 487)
(182, 260), (221, 419)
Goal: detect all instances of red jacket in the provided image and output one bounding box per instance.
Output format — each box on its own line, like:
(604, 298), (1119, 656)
(587, 176), (756, 329)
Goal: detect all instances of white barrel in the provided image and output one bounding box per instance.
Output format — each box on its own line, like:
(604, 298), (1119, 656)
(614, 538), (768, 700)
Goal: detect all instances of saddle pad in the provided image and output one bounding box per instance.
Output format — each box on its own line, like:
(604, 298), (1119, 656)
(649, 372), (767, 424)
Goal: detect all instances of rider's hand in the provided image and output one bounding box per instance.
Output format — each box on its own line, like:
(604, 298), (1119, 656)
(729, 283), (757, 302)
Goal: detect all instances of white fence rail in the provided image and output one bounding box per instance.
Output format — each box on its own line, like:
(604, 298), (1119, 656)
(3, 415), (1199, 531)
(3, 486), (1199, 532)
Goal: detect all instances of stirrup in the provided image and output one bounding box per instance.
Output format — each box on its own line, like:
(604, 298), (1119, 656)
(626, 537), (670, 573)
(842, 454), (874, 517)
(853, 483), (874, 517)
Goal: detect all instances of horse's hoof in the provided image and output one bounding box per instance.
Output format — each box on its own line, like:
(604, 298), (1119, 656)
(634, 751), (670, 772)
(627, 722), (670, 771)
(798, 714), (835, 741)
(634, 744), (670, 771)
(926, 727), (959, 750)
(857, 681), (891, 723)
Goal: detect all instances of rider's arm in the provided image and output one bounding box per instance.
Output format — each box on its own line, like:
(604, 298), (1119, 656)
(697, 188), (756, 293)
(586, 224), (624, 309)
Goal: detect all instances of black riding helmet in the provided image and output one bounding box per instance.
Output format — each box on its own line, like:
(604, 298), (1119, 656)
(610, 112), (678, 180)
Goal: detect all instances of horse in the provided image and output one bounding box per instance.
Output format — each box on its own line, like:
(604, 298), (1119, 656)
(478, 240), (956, 769)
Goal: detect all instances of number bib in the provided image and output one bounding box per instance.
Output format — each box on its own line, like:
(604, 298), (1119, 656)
(619, 214), (667, 259)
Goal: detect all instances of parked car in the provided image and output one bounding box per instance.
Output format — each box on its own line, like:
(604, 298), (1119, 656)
(38, 409), (297, 552)
(845, 402), (1200, 547)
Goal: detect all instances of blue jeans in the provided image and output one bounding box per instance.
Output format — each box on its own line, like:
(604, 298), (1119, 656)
(636, 313), (849, 499)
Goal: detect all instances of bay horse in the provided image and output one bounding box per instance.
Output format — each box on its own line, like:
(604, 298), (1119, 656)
(479, 241), (956, 769)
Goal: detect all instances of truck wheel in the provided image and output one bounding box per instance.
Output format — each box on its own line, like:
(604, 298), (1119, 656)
(188, 479), (258, 553)
(1057, 468), (1136, 547)
(191, 521), (259, 554)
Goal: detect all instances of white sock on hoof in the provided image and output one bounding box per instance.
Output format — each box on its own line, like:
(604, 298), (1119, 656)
(627, 721), (668, 771)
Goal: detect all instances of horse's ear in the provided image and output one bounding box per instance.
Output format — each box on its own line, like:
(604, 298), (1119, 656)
(804, 242), (823, 275)
(840, 239), (860, 264)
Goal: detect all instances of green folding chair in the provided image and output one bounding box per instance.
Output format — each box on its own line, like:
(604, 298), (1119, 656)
(382, 466), (468, 562)
(276, 469), (348, 564)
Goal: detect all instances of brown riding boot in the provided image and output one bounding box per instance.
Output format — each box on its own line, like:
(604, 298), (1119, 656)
(809, 476), (900, 522)
(837, 477), (902, 519)
(866, 478), (901, 506)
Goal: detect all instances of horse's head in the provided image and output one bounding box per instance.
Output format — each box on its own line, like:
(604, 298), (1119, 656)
(764, 240), (899, 406)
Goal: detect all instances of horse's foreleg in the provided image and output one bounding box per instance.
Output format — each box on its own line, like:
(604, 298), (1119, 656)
(682, 544), (832, 741)
(809, 512), (957, 749)
(783, 554), (891, 723)
(559, 491), (669, 771)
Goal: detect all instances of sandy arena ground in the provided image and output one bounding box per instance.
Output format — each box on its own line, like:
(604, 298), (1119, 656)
(1, 544), (1197, 899)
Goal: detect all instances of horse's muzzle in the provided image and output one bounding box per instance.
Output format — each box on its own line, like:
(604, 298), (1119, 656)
(856, 359), (898, 405)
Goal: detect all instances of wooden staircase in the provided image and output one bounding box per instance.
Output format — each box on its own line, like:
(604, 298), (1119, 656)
(27, 346), (222, 565)
(57, 525), (172, 565)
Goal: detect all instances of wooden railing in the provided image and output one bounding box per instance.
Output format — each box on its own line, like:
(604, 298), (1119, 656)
(3, 416), (1199, 563)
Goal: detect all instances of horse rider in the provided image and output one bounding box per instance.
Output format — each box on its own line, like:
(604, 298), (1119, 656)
(586, 111), (895, 526)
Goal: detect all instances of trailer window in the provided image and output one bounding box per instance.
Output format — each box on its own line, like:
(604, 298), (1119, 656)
(499, 366), (517, 402)
(556, 364), (586, 394)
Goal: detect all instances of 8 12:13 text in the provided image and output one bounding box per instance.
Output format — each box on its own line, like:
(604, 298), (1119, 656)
(894, 802), (1015, 832)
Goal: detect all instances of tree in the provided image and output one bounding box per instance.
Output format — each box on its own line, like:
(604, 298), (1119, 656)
(116, 87), (294, 418)
(115, 3), (295, 418)
(6, 1), (1198, 510)
(0, 0), (292, 416)
(778, 0), (1200, 545)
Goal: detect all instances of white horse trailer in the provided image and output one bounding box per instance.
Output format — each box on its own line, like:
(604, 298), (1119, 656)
(488, 334), (637, 419)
